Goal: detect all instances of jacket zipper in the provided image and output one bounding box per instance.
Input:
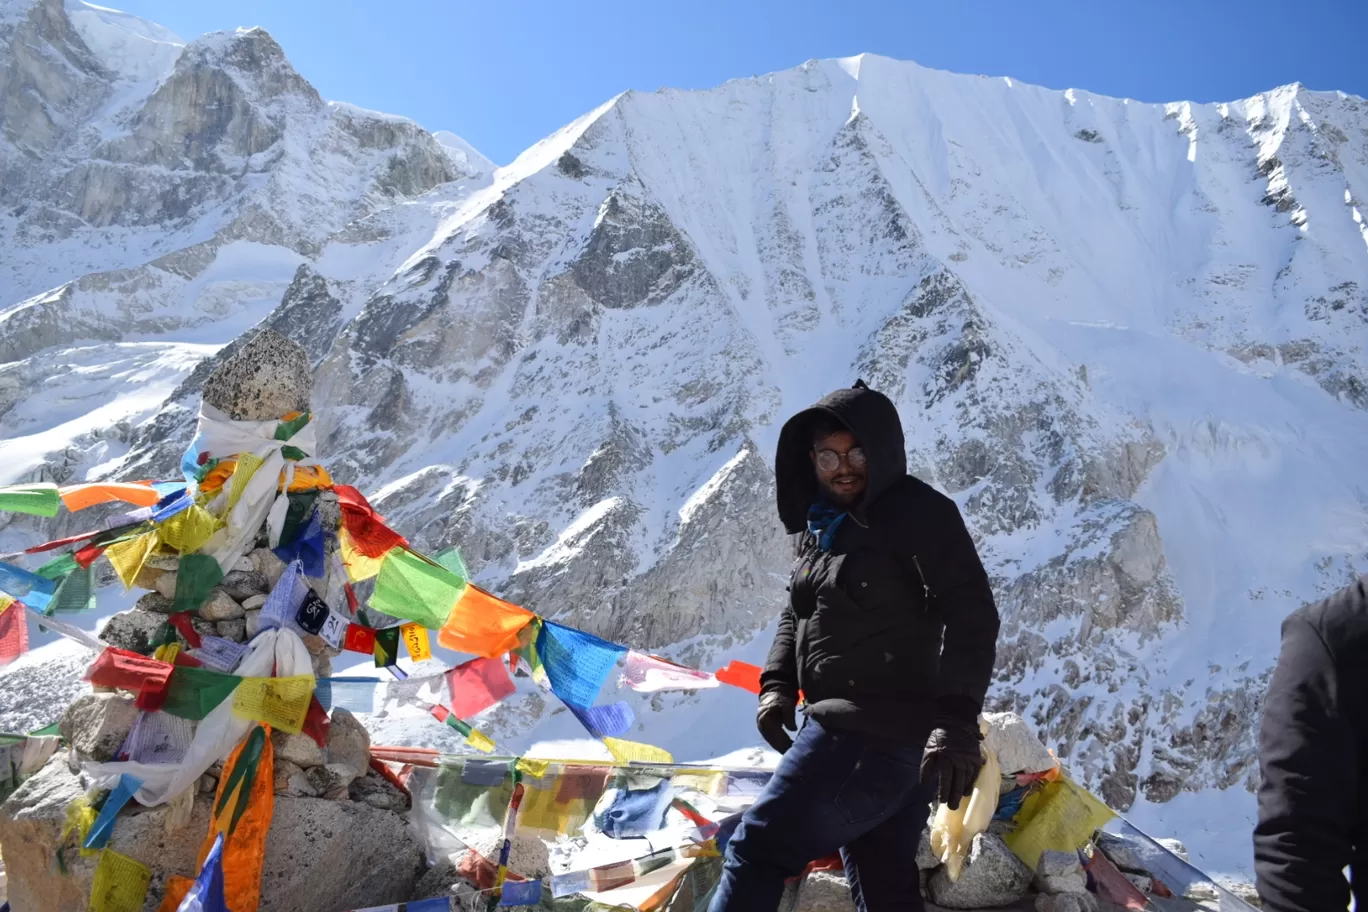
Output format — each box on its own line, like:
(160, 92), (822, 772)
(911, 554), (932, 604)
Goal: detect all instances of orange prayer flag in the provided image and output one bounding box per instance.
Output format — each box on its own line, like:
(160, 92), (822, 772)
(436, 585), (535, 658)
(59, 482), (160, 511)
(714, 660), (763, 694)
(202, 729), (274, 912)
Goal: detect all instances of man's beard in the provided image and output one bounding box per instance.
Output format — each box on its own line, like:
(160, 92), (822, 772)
(820, 476), (864, 506)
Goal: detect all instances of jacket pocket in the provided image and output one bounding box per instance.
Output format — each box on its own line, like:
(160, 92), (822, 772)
(834, 744), (921, 825)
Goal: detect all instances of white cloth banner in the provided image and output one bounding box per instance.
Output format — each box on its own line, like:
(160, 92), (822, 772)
(620, 651), (719, 694)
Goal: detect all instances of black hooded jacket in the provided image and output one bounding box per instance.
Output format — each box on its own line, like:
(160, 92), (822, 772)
(1254, 577), (1368, 912)
(762, 383), (1000, 742)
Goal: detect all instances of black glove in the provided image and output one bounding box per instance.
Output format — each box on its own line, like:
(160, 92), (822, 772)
(920, 722), (984, 811)
(756, 690), (798, 754)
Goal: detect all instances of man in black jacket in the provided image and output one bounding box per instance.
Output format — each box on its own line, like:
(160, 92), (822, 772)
(1255, 577), (1367, 911)
(709, 382), (1000, 912)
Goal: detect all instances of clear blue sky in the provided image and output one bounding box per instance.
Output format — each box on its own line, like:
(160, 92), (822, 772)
(112, 0), (1368, 166)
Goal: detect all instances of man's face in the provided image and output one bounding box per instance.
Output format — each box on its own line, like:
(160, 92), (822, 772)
(810, 429), (867, 506)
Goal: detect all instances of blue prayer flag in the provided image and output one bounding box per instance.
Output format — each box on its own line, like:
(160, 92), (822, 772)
(83, 774), (142, 850)
(498, 878), (544, 906)
(176, 831), (228, 912)
(0, 562), (56, 609)
(536, 621), (626, 709)
(568, 701), (634, 739)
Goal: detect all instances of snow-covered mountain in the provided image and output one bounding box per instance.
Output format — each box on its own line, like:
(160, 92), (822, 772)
(4, 0), (1368, 877)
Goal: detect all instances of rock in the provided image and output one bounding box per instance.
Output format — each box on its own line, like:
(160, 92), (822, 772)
(412, 832), (549, 910)
(134, 564), (164, 591)
(245, 608), (263, 638)
(325, 708), (370, 784)
(348, 770), (410, 812)
(1034, 850), (1088, 894)
(304, 764), (350, 800)
(219, 569), (270, 601)
(1124, 873), (1152, 893)
(145, 554), (182, 572)
(198, 774), (218, 794)
(916, 827), (940, 870)
(928, 833), (1033, 909)
(1154, 838), (1189, 863)
(1035, 893), (1101, 912)
(199, 589), (245, 621)
(310, 649), (332, 679)
(216, 619), (247, 641)
(98, 608), (168, 654)
(251, 548), (288, 588)
(273, 758), (320, 797)
(190, 617), (217, 641)
(242, 594), (268, 611)
(154, 570), (178, 600)
(793, 868), (858, 912)
(0, 760), (423, 912)
(315, 490), (341, 533)
(984, 712), (1057, 775)
(272, 730), (325, 769)
(135, 591), (177, 615)
(201, 330), (312, 422)
(233, 556), (256, 573)
(1217, 878), (1261, 907)
(58, 693), (137, 762)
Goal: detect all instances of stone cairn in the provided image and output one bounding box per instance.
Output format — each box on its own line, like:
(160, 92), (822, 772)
(0, 333), (426, 912)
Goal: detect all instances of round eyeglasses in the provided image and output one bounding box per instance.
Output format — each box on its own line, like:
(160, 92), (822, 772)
(814, 447), (867, 472)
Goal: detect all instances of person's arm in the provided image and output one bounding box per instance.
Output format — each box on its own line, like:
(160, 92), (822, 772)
(927, 499), (999, 719)
(759, 603), (799, 698)
(1255, 611), (1355, 912)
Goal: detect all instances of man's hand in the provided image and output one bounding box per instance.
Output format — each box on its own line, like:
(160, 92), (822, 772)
(920, 723), (984, 810)
(756, 690), (798, 754)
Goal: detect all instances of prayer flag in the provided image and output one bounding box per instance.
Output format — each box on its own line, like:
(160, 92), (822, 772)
(166, 612), (203, 649)
(319, 611), (349, 649)
(160, 667), (241, 722)
(0, 482), (60, 516)
(85, 648), (174, 694)
(48, 564), (95, 615)
(1002, 777), (1114, 870)
(333, 485), (408, 558)
(344, 624), (376, 654)
(231, 675), (314, 734)
(401, 623), (431, 661)
(373, 626), (401, 667)
(603, 738), (673, 765)
(0, 561), (57, 608)
(437, 585), (534, 658)
(714, 660), (763, 694)
(125, 712), (193, 765)
(59, 482), (160, 512)
(157, 505), (220, 555)
(429, 704), (497, 753)
(36, 552), (78, 580)
(190, 636), (246, 673)
(173, 555), (224, 617)
(369, 548), (465, 630)
(295, 590), (329, 636)
(431, 547), (469, 582)
(273, 510), (324, 578)
(104, 533), (158, 590)
(622, 652), (719, 693)
(259, 560), (309, 631)
(499, 878), (544, 906)
(175, 831), (228, 912)
(84, 774), (143, 850)
(0, 598), (28, 666)
(445, 656), (516, 718)
(339, 528), (386, 582)
(567, 702), (634, 739)
(537, 621), (627, 709)
(315, 677), (385, 713)
(89, 848), (151, 912)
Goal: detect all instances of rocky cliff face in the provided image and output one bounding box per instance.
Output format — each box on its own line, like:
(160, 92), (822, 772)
(4, 2), (1368, 871)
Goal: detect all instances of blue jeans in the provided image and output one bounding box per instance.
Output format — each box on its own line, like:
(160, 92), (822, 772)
(708, 717), (934, 912)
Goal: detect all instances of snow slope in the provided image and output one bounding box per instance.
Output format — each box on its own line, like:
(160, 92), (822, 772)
(2, 2), (1367, 879)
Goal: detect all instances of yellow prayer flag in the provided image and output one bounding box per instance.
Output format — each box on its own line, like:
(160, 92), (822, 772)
(89, 848), (151, 912)
(1002, 776), (1115, 871)
(516, 757), (553, 778)
(339, 528), (385, 582)
(223, 453), (265, 514)
(231, 675), (314, 734)
(603, 738), (673, 764)
(104, 533), (157, 590)
(401, 623), (431, 662)
(466, 729), (497, 754)
(62, 794), (101, 858)
(156, 504), (221, 554)
(152, 643), (181, 664)
(673, 770), (728, 797)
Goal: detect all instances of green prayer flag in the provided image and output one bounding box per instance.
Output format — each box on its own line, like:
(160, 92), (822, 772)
(275, 411), (311, 442)
(0, 483), (60, 517)
(369, 548), (464, 629)
(280, 445), (307, 462)
(431, 547), (469, 585)
(161, 666), (241, 721)
(48, 565), (94, 615)
(374, 626), (401, 668)
(36, 553), (79, 581)
(174, 554), (223, 616)
(278, 492), (319, 548)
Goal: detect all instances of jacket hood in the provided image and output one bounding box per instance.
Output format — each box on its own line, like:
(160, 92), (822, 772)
(775, 381), (907, 533)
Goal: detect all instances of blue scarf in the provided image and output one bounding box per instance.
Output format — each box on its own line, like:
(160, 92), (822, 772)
(806, 502), (848, 552)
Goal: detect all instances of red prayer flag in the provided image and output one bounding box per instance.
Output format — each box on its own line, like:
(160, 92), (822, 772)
(84, 647), (174, 693)
(343, 624), (377, 654)
(714, 660), (763, 694)
(24, 529), (102, 555)
(135, 675), (171, 712)
(333, 486), (409, 559)
(1084, 848), (1149, 910)
(73, 543), (106, 568)
(302, 695), (330, 749)
(0, 601), (28, 666)
(166, 612), (202, 648)
(444, 656), (516, 718)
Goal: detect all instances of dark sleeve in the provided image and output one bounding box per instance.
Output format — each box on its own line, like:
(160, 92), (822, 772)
(1254, 612), (1355, 912)
(926, 499), (999, 715)
(759, 603), (799, 697)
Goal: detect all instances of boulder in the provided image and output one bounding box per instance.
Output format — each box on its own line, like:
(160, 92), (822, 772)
(916, 827), (940, 870)
(325, 709), (370, 784)
(154, 570), (178, 600)
(201, 330), (312, 422)
(134, 565), (163, 591)
(220, 569), (270, 601)
(304, 765), (351, 800)
(273, 759), (320, 798)
(98, 608), (167, 654)
(146, 554), (182, 572)
(246, 609), (263, 638)
(413, 831), (550, 911)
(272, 730), (325, 769)
(0, 758), (423, 912)
(233, 556), (256, 573)
(310, 649), (332, 679)
(251, 548), (288, 588)
(216, 619), (248, 641)
(1035, 893), (1101, 912)
(58, 693), (137, 762)
(793, 869), (858, 912)
(315, 490), (341, 533)
(928, 833), (1034, 908)
(1034, 850), (1087, 894)
(348, 770), (410, 812)
(199, 590), (245, 621)
(242, 594), (269, 611)
(984, 712), (1057, 776)
(135, 591), (176, 615)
